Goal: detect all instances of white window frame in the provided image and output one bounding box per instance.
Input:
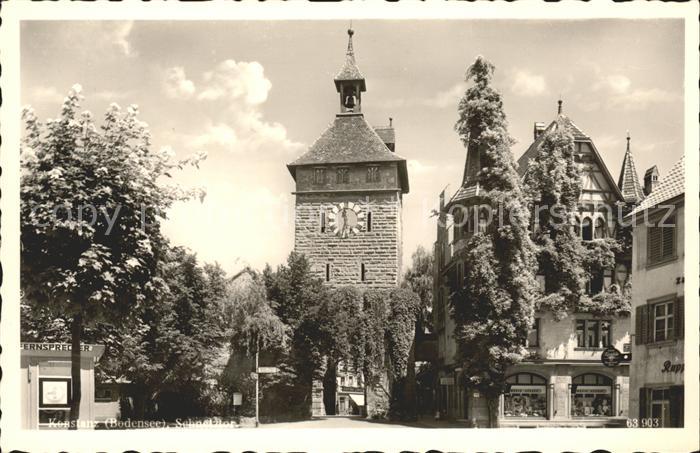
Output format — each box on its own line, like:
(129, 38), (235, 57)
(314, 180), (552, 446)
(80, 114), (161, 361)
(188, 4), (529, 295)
(652, 301), (674, 342)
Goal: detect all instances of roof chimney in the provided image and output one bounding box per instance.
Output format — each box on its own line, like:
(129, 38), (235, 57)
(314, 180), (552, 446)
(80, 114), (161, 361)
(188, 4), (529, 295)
(533, 122), (546, 140)
(389, 117), (393, 127)
(557, 98), (563, 115)
(644, 166), (660, 195)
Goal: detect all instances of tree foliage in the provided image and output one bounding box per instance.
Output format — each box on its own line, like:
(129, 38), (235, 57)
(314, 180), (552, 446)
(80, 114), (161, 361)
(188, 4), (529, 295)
(523, 118), (588, 319)
(401, 246), (434, 334)
(450, 57), (538, 426)
(20, 85), (205, 424)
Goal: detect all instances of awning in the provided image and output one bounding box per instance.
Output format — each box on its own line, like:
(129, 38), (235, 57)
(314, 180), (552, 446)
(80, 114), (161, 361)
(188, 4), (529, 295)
(348, 393), (365, 406)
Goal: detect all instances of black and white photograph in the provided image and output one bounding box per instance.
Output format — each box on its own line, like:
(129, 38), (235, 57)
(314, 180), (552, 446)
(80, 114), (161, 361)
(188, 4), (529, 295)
(1, 2), (698, 452)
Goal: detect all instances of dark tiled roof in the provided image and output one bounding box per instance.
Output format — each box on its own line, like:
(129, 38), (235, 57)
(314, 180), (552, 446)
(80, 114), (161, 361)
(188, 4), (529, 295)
(516, 114), (623, 201)
(445, 183), (480, 209)
(516, 115), (588, 176)
(287, 113), (409, 192)
(374, 126), (395, 145)
(617, 140), (645, 203)
(627, 155), (684, 218)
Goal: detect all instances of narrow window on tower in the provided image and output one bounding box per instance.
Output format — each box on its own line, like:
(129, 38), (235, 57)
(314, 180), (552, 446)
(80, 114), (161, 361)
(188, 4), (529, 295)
(320, 210), (326, 233)
(314, 167), (326, 185)
(366, 166), (380, 183)
(366, 211), (372, 232)
(326, 263), (331, 282)
(360, 263), (366, 282)
(336, 167), (349, 184)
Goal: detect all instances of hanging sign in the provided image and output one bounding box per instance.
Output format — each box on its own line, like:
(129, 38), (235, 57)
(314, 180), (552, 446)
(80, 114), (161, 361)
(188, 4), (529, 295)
(601, 346), (630, 367)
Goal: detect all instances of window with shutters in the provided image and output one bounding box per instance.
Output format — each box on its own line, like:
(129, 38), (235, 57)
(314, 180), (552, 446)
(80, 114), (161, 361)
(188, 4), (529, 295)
(647, 215), (676, 265)
(653, 301), (674, 342)
(637, 296), (683, 344)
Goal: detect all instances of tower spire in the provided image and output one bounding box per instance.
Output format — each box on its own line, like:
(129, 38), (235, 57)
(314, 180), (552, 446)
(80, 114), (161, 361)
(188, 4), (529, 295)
(346, 28), (355, 60)
(617, 130), (645, 203)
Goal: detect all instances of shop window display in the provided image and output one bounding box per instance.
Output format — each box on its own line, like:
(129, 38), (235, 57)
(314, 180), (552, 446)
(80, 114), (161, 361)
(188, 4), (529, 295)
(503, 373), (547, 418)
(571, 373), (613, 417)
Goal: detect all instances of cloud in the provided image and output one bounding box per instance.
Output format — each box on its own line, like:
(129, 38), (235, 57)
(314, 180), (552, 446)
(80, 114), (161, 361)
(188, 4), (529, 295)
(31, 86), (65, 104)
(165, 60), (304, 156)
(423, 83), (467, 108)
(408, 159), (437, 175)
(108, 21), (135, 56)
(164, 66), (196, 99)
(510, 70), (547, 97)
(383, 82), (466, 110)
(608, 88), (681, 111)
(598, 75), (631, 94)
(197, 60), (272, 105)
(188, 123), (238, 148)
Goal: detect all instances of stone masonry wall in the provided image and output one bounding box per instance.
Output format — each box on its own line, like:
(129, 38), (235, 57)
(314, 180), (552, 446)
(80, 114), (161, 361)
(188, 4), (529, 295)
(294, 191), (402, 288)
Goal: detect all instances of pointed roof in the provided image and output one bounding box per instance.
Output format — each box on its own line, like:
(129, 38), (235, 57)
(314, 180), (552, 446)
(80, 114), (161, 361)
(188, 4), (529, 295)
(627, 155), (684, 219)
(617, 132), (645, 203)
(287, 113), (408, 192)
(516, 100), (624, 201)
(334, 29), (366, 92)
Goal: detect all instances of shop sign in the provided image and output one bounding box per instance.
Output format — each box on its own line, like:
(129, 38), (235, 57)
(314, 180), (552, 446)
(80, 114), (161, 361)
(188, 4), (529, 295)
(508, 385), (545, 394)
(661, 360), (684, 374)
(440, 377), (454, 385)
(21, 343), (93, 352)
(575, 385), (611, 394)
(257, 366), (279, 374)
(601, 346), (631, 367)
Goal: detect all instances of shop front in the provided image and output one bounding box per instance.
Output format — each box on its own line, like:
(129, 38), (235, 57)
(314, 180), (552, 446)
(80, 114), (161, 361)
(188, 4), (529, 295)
(20, 342), (105, 429)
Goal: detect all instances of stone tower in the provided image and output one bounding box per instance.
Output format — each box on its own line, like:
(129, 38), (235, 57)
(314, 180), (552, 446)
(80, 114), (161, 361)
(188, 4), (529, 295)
(287, 29), (409, 416)
(287, 29), (409, 289)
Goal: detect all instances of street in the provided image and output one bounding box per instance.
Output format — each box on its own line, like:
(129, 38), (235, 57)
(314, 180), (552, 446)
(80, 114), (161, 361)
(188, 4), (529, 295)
(260, 416), (404, 429)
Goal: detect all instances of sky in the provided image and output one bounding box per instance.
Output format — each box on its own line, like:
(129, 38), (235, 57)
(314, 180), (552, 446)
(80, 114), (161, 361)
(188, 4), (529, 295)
(20, 20), (685, 274)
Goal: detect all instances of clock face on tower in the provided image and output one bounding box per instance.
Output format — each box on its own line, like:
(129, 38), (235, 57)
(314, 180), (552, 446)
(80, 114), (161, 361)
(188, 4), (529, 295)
(328, 202), (365, 238)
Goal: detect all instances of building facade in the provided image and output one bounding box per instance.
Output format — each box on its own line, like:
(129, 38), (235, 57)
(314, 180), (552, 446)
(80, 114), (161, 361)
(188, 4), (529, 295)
(627, 156), (685, 427)
(287, 29), (409, 416)
(433, 103), (638, 427)
(21, 342), (105, 429)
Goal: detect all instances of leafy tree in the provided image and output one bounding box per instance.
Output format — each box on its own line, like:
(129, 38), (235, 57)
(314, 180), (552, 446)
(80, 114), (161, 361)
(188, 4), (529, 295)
(20, 86), (204, 426)
(523, 118), (588, 320)
(401, 246), (434, 334)
(450, 57), (538, 427)
(263, 252), (328, 417)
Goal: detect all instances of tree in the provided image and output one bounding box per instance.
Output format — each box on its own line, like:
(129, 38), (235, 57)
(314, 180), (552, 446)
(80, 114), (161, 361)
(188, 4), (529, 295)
(523, 118), (588, 320)
(401, 246), (434, 334)
(450, 57), (538, 427)
(263, 252), (328, 417)
(20, 85), (204, 427)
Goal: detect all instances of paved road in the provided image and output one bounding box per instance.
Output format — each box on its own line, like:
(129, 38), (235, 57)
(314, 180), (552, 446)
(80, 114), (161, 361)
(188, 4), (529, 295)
(260, 416), (409, 429)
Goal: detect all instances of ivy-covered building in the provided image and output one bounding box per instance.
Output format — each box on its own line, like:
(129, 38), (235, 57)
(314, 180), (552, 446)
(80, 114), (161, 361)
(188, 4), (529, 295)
(433, 102), (643, 427)
(287, 29), (409, 417)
